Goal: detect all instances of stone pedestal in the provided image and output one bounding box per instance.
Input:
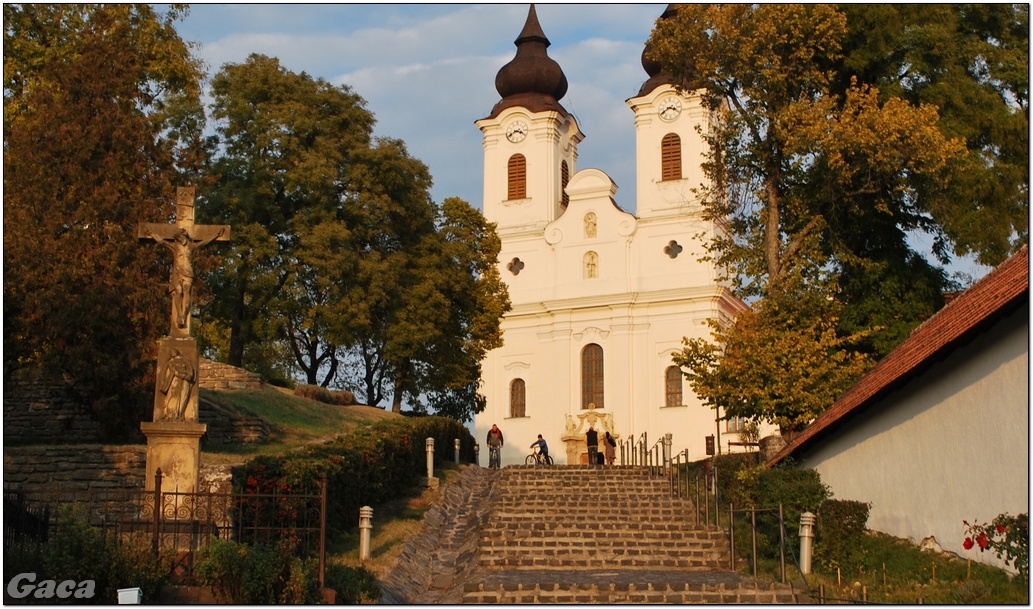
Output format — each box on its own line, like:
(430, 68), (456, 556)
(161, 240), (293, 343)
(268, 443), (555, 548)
(141, 421), (207, 493)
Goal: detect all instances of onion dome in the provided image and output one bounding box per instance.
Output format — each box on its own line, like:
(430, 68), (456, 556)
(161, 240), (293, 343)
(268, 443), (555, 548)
(638, 4), (695, 96)
(488, 5), (569, 118)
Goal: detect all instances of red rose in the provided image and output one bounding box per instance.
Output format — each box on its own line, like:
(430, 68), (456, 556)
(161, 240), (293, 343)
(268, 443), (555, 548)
(977, 532), (989, 549)
(997, 524), (1006, 534)
(963, 537), (974, 550)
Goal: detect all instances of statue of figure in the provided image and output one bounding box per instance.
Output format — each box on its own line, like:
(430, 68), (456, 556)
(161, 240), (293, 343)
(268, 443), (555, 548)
(564, 413), (577, 437)
(142, 225), (225, 330)
(585, 252), (598, 279)
(584, 212), (597, 239)
(158, 347), (195, 420)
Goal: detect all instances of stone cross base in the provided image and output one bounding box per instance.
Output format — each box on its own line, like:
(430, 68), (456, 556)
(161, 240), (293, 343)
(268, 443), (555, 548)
(140, 421), (207, 493)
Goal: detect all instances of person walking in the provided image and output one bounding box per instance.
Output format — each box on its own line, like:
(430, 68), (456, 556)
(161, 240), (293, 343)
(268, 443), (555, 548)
(586, 426), (599, 466)
(486, 424), (504, 468)
(604, 431), (616, 465)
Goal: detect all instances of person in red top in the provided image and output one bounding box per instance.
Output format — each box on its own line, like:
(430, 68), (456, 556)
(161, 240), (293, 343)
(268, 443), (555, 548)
(486, 424), (504, 468)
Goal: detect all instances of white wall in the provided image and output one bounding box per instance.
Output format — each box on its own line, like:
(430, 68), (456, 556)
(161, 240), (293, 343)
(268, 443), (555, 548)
(797, 305), (1029, 571)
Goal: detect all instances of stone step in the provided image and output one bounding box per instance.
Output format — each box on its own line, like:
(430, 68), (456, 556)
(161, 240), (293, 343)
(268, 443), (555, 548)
(477, 555), (728, 570)
(461, 571), (805, 604)
(482, 524), (724, 536)
(480, 534), (727, 547)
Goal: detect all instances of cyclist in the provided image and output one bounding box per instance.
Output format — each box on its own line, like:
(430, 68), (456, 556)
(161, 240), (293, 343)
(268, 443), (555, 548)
(486, 423), (504, 469)
(529, 434), (549, 463)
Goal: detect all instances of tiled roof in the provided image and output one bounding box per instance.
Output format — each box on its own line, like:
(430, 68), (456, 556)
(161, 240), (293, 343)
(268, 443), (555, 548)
(767, 245), (1029, 467)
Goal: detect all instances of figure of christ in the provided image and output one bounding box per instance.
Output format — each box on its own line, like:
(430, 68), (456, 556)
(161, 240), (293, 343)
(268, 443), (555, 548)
(141, 225), (225, 331)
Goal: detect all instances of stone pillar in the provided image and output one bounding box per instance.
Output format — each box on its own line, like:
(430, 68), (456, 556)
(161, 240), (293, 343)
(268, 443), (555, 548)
(663, 433), (673, 473)
(454, 438), (461, 464)
(799, 512), (816, 574)
(358, 506), (373, 561)
(425, 438), (435, 481)
(473, 444), (479, 467)
(141, 337), (206, 493)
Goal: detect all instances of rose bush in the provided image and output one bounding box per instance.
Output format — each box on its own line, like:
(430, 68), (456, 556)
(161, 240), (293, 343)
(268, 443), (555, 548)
(963, 513), (1028, 581)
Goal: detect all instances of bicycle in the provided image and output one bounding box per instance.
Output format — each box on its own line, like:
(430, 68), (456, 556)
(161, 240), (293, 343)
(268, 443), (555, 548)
(488, 444), (501, 469)
(525, 444), (553, 465)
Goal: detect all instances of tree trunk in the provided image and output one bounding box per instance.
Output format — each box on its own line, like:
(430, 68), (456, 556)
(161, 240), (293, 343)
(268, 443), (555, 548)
(391, 358), (411, 413)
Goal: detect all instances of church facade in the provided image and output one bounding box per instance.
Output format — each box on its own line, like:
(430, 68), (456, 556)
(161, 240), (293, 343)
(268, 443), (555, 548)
(474, 6), (748, 465)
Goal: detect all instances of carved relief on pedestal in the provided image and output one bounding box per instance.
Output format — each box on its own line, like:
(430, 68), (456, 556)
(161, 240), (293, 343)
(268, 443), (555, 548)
(561, 403), (619, 464)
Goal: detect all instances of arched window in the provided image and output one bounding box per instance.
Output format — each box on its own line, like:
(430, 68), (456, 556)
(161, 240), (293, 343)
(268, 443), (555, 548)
(560, 160), (570, 209)
(508, 154), (527, 199)
(661, 133), (682, 181)
(510, 379), (526, 418)
(665, 366), (683, 407)
(581, 344), (604, 409)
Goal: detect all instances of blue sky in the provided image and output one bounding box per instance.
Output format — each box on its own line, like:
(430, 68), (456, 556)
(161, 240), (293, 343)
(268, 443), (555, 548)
(172, 3), (991, 282)
(174, 3), (667, 214)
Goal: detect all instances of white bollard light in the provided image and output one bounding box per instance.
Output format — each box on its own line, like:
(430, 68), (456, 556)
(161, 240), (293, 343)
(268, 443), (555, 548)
(426, 437), (435, 480)
(454, 438), (461, 464)
(799, 511), (816, 574)
(359, 506), (374, 560)
(117, 588), (142, 604)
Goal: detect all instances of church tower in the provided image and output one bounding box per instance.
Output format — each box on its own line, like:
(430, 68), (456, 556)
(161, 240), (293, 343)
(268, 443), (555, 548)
(475, 5), (750, 467)
(475, 5), (584, 232)
(626, 4), (709, 220)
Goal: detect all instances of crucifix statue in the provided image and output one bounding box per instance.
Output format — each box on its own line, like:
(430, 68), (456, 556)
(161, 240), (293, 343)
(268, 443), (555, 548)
(139, 186), (230, 337)
(138, 186), (230, 494)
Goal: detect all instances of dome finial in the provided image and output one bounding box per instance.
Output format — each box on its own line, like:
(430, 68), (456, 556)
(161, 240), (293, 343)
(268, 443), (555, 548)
(487, 4), (569, 118)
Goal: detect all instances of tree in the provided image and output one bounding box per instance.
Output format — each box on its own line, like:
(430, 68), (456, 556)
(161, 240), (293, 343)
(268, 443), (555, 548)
(4, 4), (204, 438)
(199, 53), (375, 382)
(648, 5), (969, 429)
(834, 4), (1028, 267)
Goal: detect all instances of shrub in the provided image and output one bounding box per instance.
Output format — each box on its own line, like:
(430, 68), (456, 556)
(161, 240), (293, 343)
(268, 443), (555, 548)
(814, 499), (871, 576)
(3, 507), (172, 604)
(194, 538), (319, 604)
(963, 512), (1029, 581)
(294, 384), (357, 406)
(324, 562), (381, 604)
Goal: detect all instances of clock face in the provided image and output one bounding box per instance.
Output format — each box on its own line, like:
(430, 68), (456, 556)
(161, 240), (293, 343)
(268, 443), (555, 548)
(658, 96), (682, 121)
(506, 120), (528, 143)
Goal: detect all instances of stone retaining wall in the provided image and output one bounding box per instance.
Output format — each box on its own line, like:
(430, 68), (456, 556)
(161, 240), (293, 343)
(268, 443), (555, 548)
(198, 359), (264, 390)
(3, 445), (147, 492)
(199, 398), (271, 446)
(3, 369), (102, 443)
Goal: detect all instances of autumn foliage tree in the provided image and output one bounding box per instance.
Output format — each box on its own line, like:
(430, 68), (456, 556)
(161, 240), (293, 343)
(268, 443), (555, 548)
(3, 4), (205, 438)
(646, 5), (1006, 431)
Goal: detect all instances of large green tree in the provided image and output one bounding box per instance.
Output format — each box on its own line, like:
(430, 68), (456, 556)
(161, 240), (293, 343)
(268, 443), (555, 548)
(647, 5), (976, 430)
(3, 4), (205, 438)
(834, 4), (1028, 267)
(199, 53), (375, 382)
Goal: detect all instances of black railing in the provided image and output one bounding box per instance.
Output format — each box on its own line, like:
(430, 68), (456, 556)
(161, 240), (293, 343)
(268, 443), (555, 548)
(2, 469), (327, 585)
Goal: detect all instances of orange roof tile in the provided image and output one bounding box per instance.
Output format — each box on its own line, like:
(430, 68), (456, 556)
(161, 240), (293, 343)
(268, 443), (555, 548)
(767, 245), (1029, 467)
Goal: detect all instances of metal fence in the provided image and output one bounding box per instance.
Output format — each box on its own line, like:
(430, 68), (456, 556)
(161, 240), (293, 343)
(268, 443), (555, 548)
(3, 469), (327, 584)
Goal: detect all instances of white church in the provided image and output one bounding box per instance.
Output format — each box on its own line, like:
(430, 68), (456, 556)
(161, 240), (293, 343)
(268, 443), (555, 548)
(474, 6), (752, 465)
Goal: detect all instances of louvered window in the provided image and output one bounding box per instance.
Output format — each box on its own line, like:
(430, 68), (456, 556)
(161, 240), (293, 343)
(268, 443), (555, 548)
(661, 133), (682, 181)
(508, 154), (527, 199)
(560, 160), (570, 208)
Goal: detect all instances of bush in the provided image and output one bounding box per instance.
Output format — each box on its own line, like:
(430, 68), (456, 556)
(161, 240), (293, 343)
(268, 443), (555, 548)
(194, 538), (319, 604)
(294, 384), (356, 406)
(233, 416), (474, 540)
(814, 499), (871, 576)
(3, 507), (171, 604)
(324, 562), (381, 604)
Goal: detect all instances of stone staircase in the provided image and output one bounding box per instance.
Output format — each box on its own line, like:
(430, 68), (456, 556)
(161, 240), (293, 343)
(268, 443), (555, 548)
(461, 465), (805, 604)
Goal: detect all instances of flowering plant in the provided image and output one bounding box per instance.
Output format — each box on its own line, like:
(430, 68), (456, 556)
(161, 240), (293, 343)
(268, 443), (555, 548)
(963, 513), (1028, 581)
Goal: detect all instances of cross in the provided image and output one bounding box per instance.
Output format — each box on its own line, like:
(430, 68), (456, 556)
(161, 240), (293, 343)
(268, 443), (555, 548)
(139, 186), (230, 337)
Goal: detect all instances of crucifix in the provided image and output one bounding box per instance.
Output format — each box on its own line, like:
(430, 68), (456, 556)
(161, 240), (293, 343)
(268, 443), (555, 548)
(139, 186), (230, 337)
(138, 186), (230, 494)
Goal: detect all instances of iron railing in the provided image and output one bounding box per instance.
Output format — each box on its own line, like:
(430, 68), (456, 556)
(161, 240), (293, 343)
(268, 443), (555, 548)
(3, 469), (327, 585)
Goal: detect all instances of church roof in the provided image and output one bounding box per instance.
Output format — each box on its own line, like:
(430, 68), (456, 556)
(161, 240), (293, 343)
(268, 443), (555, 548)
(487, 5), (569, 119)
(767, 245), (1030, 467)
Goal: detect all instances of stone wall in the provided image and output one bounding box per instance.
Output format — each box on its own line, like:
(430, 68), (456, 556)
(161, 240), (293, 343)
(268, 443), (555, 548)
(198, 358), (264, 390)
(3, 445), (146, 492)
(4, 368), (102, 443)
(199, 398), (271, 446)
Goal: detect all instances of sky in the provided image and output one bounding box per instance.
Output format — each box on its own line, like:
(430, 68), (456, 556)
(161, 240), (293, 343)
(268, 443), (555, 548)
(171, 3), (992, 282)
(173, 3), (667, 215)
